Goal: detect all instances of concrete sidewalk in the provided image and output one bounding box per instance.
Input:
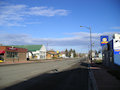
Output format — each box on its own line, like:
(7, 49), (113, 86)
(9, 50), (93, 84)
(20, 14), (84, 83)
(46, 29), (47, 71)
(0, 58), (71, 66)
(0, 60), (35, 65)
(91, 64), (120, 90)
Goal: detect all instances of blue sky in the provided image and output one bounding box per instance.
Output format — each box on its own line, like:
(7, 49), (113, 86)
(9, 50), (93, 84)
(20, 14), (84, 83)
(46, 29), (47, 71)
(0, 0), (120, 53)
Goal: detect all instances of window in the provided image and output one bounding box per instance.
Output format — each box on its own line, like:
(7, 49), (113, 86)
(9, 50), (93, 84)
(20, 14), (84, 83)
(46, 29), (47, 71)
(40, 55), (43, 59)
(6, 52), (18, 58)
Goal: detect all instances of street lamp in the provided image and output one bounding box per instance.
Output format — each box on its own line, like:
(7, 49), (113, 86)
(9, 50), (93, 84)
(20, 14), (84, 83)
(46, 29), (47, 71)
(80, 26), (92, 63)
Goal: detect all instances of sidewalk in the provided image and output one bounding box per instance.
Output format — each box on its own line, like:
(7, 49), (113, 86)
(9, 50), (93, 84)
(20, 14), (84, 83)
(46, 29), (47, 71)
(90, 64), (120, 90)
(0, 60), (35, 65)
(0, 58), (69, 66)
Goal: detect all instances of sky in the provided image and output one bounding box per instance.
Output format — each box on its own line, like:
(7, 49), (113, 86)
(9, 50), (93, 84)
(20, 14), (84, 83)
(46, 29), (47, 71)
(0, 0), (120, 53)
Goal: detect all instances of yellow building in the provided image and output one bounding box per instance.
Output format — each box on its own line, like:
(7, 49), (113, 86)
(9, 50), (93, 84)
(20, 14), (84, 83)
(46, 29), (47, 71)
(46, 50), (59, 59)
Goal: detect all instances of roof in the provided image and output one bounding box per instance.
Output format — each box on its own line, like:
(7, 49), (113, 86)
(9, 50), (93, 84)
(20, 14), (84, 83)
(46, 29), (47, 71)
(47, 49), (55, 52)
(47, 50), (58, 55)
(12, 45), (43, 51)
(47, 52), (58, 55)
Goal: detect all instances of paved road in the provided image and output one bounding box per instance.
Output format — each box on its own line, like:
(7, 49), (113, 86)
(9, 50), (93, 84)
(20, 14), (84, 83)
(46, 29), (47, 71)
(0, 58), (88, 89)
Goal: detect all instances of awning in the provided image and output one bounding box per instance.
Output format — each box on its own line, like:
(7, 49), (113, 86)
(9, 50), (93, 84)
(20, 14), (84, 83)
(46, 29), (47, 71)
(0, 50), (5, 54)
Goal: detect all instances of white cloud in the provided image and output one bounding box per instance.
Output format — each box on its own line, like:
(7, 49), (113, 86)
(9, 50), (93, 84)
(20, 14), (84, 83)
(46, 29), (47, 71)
(28, 7), (69, 16)
(0, 5), (27, 26)
(0, 32), (100, 46)
(0, 4), (69, 26)
(25, 21), (42, 25)
(65, 32), (101, 38)
(1, 32), (119, 52)
(111, 27), (120, 29)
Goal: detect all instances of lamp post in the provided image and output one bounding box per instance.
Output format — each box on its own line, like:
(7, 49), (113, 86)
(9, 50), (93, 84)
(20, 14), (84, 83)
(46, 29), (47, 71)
(80, 26), (92, 63)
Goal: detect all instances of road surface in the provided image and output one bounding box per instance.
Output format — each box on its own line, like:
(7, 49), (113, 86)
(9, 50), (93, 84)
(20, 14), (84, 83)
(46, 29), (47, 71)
(0, 58), (90, 90)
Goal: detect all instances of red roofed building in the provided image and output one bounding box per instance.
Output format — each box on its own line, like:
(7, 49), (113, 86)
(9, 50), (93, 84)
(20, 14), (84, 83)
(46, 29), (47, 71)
(0, 46), (27, 63)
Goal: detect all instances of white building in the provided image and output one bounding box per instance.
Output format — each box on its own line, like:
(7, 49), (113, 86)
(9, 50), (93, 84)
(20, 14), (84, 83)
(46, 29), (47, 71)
(60, 51), (68, 58)
(14, 45), (46, 60)
(28, 45), (46, 60)
(70, 52), (74, 58)
(92, 51), (96, 58)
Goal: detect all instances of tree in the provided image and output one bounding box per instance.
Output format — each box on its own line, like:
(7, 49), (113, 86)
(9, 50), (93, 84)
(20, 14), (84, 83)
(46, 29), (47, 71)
(73, 49), (76, 57)
(65, 49), (69, 57)
(68, 49), (73, 57)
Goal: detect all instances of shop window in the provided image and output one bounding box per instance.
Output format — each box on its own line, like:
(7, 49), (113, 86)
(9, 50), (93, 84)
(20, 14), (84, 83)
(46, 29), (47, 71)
(0, 55), (4, 61)
(6, 52), (18, 58)
(40, 55), (43, 59)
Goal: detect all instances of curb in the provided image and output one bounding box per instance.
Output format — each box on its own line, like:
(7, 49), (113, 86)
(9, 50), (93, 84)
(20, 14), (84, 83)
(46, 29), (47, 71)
(0, 58), (75, 66)
(88, 64), (98, 90)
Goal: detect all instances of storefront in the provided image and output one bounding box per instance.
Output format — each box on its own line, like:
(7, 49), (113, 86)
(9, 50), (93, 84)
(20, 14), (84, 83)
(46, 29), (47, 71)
(0, 46), (27, 63)
(102, 34), (120, 67)
(46, 50), (59, 59)
(12, 45), (46, 60)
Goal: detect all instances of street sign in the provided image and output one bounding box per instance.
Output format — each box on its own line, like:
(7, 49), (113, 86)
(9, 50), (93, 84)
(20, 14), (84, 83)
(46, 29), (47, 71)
(8, 47), (17, 50)
(100, 36), (109, 46)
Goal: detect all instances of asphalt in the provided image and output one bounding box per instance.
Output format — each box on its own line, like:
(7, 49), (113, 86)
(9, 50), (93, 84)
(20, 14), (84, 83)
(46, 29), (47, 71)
(1, 58), (120, 90)
(0, 58), (89, 90)
(3, 60), (89, 90)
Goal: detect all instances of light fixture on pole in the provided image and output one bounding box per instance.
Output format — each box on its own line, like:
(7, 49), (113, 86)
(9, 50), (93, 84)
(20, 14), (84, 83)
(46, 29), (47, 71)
(80, 26), (92, 63)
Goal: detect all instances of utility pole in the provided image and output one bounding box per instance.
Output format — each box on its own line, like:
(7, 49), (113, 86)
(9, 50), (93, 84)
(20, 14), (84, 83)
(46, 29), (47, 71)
(89, 27), (92, 63)
(80, 26), (92, 63)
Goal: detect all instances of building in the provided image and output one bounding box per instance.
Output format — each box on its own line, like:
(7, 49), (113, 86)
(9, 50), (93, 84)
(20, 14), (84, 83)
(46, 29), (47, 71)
(92, 51), (96, 58)
(0, 46), (27, 63)
(46, 50), (59, 59)
(102, 33), (120, 66)
(13, 45), (46, 60)
(70, 52), (74, 58)
(98, 53), (102, 60)
(59, 51), (67, 58)
(88, 50), (96, 60)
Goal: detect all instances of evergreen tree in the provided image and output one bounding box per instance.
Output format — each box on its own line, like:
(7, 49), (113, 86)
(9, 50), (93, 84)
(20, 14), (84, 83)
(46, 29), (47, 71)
(65, 49), (68, 57)
(73, 49), (76, 57)
(68, 49), (73, 57)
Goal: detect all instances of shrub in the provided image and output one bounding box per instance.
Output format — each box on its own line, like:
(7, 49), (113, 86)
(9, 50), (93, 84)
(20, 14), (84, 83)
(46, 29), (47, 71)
(94, 60), (102, 64)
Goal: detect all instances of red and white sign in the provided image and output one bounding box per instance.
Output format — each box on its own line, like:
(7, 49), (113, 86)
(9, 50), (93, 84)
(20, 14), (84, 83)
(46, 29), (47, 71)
(8, 47), (18, 50)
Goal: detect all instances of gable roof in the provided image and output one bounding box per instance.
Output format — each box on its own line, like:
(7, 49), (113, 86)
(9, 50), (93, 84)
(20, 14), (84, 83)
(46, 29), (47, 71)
(12, 45), (43, 51)
(47, 50), (60, 55)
